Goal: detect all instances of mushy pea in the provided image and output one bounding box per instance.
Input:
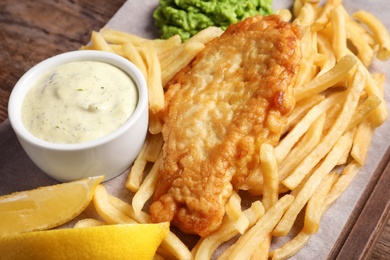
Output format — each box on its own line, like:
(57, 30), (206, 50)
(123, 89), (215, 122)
(153, 0), (273, 41)
(22, 61), (138, 144)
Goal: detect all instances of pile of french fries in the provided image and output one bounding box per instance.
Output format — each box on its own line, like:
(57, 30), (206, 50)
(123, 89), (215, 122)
(78, 0), (390, 259)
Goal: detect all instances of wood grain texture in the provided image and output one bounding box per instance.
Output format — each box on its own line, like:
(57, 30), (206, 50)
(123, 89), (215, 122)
(372, 217), (390, 259)
(329, 146), (390, 259)
(0, 0), (125, 121)
(0, 1), (390, 259)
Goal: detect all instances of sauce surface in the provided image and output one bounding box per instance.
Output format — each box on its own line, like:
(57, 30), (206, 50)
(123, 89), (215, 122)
(22, 61), (138, 144)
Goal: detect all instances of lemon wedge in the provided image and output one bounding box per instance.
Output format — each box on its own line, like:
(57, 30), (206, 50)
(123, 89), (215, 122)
(0, 223), (170, 260)
(0, 175), (104, 236)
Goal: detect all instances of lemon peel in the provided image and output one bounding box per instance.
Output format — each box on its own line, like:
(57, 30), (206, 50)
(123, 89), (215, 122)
(0, 223), (170, 260)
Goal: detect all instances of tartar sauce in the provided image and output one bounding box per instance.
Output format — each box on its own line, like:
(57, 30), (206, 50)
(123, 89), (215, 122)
(22, 61), (138, 144)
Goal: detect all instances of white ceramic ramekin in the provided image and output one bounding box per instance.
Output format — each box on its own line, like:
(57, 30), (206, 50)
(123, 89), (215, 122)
(8, 50), (148, 182)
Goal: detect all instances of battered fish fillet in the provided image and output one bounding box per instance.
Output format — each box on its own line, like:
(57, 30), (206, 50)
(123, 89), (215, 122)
(150, 14), (302, 237)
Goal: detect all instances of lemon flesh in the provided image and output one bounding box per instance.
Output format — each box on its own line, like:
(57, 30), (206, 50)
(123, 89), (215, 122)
(0, 175), (104, 236)
(0, 223), (169, 260)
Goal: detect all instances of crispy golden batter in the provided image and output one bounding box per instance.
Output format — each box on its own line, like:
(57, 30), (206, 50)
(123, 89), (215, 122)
(150, 15), (302, 237)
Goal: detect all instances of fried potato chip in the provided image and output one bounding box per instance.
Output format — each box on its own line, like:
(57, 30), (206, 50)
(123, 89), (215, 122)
(74, 218), (105, 228)
(294, 55), (357, 101)
(270, 231), (312, 260)
(193, 201), (264, 260)
(303, 172), (338, 234)
(323, 160), (361, 209)
(93, 185), (137, 224)
(275, 131), (354, 236)
(330, 7), (347, 61)
(224, 191), (249, 234)
(132, 155), (161, 217)
(283, 66), (366, 189)
(275, 91), (345, 163)
(99, 27), (146, 45)
(353, 10), (390, 61)
(90, 31), (115, 53)
(227, 195), (294, 259)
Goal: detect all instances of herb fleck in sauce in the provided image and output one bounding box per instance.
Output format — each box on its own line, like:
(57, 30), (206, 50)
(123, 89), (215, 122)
(22, 61), (138, 143)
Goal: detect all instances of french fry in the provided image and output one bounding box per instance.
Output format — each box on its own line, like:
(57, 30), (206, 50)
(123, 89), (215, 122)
(372, 73), (386, 94)
(322, 99), (343, 134)
(293, 2), (318, 26)
(279, 112), (326, 183)
(345, 94), (382, 132)
(108, 44), (125, 56)
(153, 254), (166, 260)
(161, 41), (205, 86)
(186, 26), (223, 45)
(93, 185), (138, 224)
(149, 111), (163, 134)
(303, 172), (338, 234)
(369, 71), (386, 123)
(288, 168), (313, 198)
(158, 232), (193, 260)
(254, 143), (279, 259)
(126, 140), (149, 192)
(224, 191), (249, 234)
(193, 201), (264, 260)
(352, 10), (390, 61)
(361, 65), (388, 126)
(330, 7), (347, 61)
(153, 35), (182, 56)
(311, 0), (342, 31)
(323, 160), (361, 209)
(351, 119), (374, 165)
(227, 195), (294, 259)
(140, 42), (165, 113)
(293, 0), (304, 18)
(108, 193), (151, 224)
(294, 28), (317, 88)
(316, 33), (337, 76)
(79, 44), (94, 51)
(122, 41), (148, 78)
(337, 126), (355, 165)
(158, 26), (221, 72)
(283, 66), (366, 189)
(132, 154), (161, 217)
(144, 133), (164, 162)
(275, 91), (345, 163)
(159, 43), (187, 71)
(127, 131), (164, 193)
(90, 31), (115, 52)
(345, 16), (374, 67)
(274, 131), (354, 236)
(294, 55), (357, 101)
(251, 239), (272, 260)
(217, 244), (235, 260)
(283, 94), (325, 134)
(260, 143), (279, 210)
(270, 231), (312, 260)
(74, 218), (105, 228)
(276, 9), (292, 22)
(99, 27), (147, 45)
(339, 6), (375, 47)
(314, 52), (328, 69)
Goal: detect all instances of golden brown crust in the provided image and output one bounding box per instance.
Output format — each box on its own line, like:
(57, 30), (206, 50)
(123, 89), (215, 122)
(150, 14), (302, 237)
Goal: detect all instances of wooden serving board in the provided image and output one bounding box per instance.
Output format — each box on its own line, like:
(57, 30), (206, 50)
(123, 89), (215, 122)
(329, 145), (390, 259)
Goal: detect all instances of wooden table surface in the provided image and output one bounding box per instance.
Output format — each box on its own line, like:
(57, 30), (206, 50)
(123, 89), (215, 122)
(1, 1), (390, 259)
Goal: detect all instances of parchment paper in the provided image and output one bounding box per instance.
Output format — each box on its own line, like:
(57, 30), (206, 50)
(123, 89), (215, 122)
(0, 0), (389, 259)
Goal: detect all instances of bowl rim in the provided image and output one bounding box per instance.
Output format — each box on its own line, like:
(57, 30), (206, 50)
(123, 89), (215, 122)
(8, 50), (148, 151)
